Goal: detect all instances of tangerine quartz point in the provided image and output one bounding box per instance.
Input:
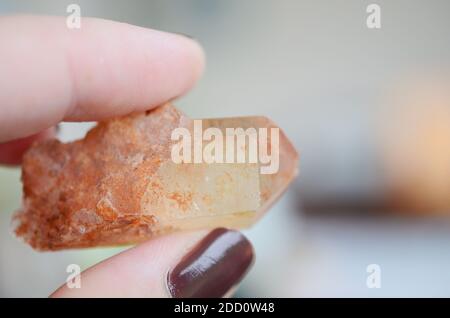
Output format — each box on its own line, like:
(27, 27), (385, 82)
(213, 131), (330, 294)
(15, 103), (299, 250)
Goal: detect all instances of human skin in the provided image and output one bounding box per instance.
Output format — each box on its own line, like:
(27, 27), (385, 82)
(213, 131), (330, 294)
(0, 16), (253, 297)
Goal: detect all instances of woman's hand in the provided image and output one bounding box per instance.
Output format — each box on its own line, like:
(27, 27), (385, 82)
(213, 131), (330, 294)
(0, 15), (254, 297)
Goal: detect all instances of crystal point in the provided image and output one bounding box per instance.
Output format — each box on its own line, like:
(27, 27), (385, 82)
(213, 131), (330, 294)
(15, 104), (299, 250)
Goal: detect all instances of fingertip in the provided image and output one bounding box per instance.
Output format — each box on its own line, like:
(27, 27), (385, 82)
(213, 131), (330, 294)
(0, 16), (207, 140)
(177, 34), (206, 87)
(64, 19), (206, 120)
(51, 229), (254, 298)
(0, 128), (56, 166)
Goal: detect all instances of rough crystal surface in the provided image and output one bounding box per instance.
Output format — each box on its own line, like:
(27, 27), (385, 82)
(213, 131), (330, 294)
(15, 103), (299, 250)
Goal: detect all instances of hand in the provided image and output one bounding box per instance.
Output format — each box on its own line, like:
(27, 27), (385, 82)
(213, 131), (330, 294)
(0, 15), (254, 297)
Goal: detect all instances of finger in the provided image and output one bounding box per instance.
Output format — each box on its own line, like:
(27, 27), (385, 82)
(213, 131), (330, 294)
(0, 128), (55, 165)
(51, 228), (254, 298)
(0, 15), (205, 142)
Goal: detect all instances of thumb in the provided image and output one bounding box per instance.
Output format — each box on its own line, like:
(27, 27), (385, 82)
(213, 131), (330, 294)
(51, 228), (254, 298)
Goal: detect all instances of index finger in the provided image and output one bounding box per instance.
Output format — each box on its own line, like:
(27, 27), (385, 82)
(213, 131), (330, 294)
(0, 15), (205, 142)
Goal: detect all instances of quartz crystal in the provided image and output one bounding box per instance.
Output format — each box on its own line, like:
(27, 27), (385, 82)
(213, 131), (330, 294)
(15, 103), (299, 250)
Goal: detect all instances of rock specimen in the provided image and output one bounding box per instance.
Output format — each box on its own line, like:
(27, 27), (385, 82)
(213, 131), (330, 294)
(15, 103), (299, 250)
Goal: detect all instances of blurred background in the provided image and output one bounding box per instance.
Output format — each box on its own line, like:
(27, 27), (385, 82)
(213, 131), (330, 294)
(1, 0), (450, 297)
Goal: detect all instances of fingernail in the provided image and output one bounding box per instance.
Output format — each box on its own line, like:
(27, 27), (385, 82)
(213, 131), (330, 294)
(172, 32), (196, 40)
(167, 228), (254, 298)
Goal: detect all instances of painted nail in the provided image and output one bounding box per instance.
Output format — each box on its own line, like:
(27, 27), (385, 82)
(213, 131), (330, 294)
(167, 228), (254, 298)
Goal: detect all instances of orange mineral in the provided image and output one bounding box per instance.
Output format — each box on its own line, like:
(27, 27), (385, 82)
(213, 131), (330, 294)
(15, 103), (298, 250)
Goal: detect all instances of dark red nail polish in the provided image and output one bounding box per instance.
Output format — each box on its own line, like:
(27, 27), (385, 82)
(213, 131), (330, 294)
(167, 228), (254, 298)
